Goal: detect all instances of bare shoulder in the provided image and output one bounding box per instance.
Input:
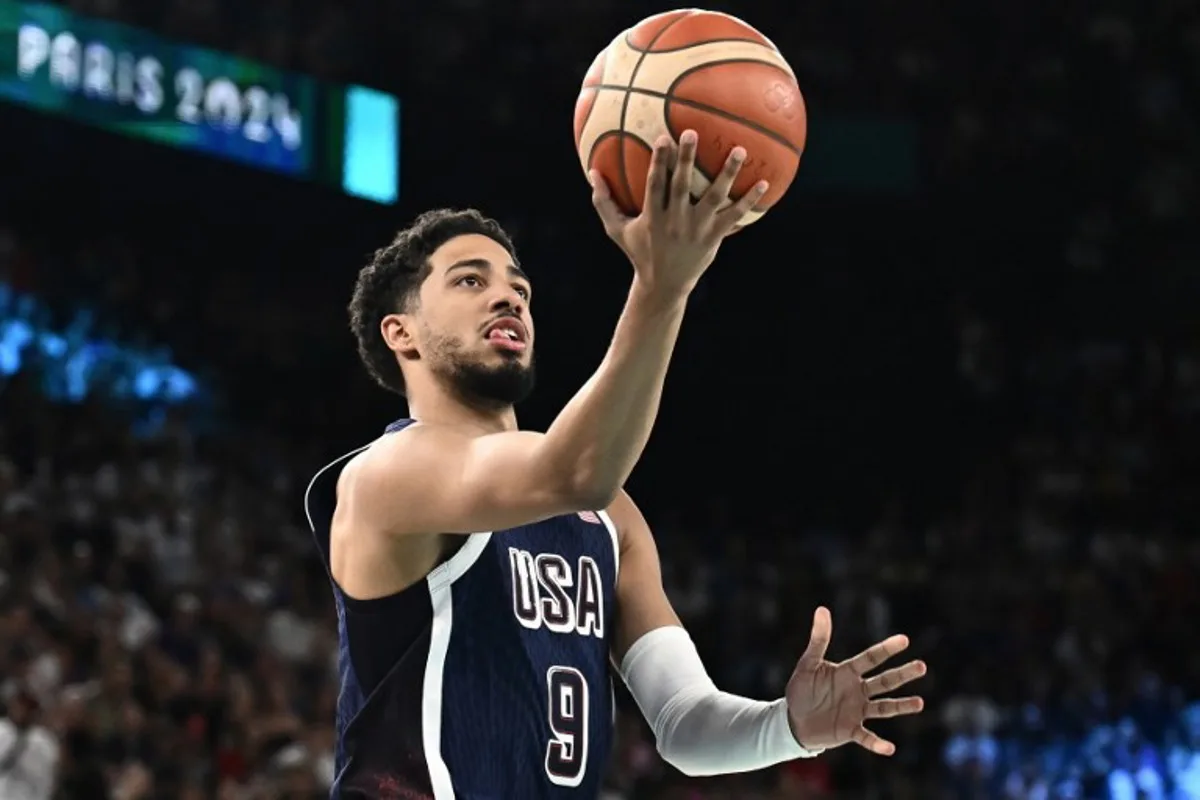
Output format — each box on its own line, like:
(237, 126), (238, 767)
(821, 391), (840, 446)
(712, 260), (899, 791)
(330, 429), (448, 596)
(339, 424), (463, 498)
(336, 422), (557, 538)
(353, 423), (548, 483)
(354, 422), (459, 467)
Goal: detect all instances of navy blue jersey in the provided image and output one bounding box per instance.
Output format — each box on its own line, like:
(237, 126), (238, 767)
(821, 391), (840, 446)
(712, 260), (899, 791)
(305, 419), (619, 799)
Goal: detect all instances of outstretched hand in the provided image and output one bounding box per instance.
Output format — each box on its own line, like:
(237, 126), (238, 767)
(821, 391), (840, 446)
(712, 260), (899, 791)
(589, 130), (767, 299)
(785, 607), (927, 757)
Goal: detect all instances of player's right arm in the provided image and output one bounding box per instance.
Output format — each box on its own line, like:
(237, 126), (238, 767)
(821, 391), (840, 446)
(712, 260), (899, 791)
(351, 132), (766, 537)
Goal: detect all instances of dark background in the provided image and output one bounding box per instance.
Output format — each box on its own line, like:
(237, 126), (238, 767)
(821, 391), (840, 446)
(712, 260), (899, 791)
(1, 0), (1198, 797)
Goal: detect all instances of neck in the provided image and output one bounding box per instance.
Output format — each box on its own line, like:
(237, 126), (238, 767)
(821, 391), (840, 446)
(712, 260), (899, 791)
(405, 379), (518, 434)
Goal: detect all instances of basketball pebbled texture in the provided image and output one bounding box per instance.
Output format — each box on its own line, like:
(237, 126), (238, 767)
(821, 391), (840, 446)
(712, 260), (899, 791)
(574, 10), (807, 229)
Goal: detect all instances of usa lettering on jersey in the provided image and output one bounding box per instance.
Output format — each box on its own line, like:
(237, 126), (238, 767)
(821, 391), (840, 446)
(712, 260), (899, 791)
(508, 547), (604, 637)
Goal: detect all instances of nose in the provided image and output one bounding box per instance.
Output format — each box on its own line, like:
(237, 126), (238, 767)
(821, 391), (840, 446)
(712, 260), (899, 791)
(488, 285), (525, 314)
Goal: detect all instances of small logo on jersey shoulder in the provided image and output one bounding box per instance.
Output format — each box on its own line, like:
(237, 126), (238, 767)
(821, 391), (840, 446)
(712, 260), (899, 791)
(577, 510), (601, 524)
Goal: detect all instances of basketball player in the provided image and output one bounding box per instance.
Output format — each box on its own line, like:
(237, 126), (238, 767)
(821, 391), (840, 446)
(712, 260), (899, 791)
(306, 131), (926, 799)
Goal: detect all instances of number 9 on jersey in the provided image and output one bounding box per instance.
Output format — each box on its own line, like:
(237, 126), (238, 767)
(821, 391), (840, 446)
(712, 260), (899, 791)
(545, 666), (589, 787)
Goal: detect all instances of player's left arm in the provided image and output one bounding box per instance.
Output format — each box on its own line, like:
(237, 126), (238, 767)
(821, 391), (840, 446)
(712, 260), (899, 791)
(607, 491), (927, 777)
(607, 490), (808, 777)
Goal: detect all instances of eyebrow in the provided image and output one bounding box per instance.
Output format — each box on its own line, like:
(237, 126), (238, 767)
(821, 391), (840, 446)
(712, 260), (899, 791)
(446, 258), (529, 283)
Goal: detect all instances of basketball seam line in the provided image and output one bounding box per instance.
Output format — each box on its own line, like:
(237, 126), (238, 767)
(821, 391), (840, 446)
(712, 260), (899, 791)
(617, 12), (693, 209)
(664, 57), (798, 99)
(623, 35), (775, 55)
(588, 84), (802, 155)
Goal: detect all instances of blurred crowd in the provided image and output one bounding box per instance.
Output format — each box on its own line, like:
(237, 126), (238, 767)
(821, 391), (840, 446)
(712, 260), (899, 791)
(2, 261), (1200, 800)
(0, 370), (334, 800)
(3, 233), (1200, 799)
(2, 0), (1200, 798)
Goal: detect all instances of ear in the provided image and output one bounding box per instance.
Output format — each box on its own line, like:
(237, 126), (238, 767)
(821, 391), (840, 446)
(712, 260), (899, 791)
(380, 313), (419, 359)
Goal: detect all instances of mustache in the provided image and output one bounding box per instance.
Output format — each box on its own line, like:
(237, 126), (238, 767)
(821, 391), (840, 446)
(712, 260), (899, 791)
(482, 310), (525, 329)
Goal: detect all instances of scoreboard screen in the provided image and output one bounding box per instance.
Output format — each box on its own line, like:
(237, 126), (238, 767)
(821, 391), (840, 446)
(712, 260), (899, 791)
(0, 0), (399, 203)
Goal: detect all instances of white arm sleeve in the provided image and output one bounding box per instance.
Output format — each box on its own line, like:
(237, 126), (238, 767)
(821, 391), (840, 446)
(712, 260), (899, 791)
(618, 625), (823, 776)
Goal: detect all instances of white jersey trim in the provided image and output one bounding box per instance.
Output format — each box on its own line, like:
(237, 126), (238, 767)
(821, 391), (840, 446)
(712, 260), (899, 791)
(595, 509), (621, 729)
(596, 510), (620, 587)
(303, 433), (493, 800)
(302, 423), (416, 534)
(302, 442), (374, 535)
(427, 532), (492, 592)
(424, 531), (491, 800)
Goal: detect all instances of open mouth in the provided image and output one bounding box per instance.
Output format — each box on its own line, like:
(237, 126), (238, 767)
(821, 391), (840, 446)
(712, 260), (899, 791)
(483, 317), (528, 353)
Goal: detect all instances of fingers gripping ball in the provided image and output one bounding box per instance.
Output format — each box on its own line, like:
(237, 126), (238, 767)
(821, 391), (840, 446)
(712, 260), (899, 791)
(574, 9), (807, 229)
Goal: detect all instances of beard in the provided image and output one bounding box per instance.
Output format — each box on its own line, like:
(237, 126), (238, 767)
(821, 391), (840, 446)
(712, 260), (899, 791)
(427, 329), (536, 408)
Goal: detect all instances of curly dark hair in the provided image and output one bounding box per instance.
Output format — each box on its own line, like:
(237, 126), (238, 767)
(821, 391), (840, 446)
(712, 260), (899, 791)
(349, 208), (518, 396)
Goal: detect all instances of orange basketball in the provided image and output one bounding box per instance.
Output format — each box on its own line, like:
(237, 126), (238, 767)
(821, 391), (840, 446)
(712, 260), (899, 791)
(573, 9), (807, 229)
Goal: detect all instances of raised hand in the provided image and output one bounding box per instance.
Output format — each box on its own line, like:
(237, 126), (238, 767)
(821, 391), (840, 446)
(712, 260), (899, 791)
(785, 607), (927, 756)
(589, 129), (768, 300)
